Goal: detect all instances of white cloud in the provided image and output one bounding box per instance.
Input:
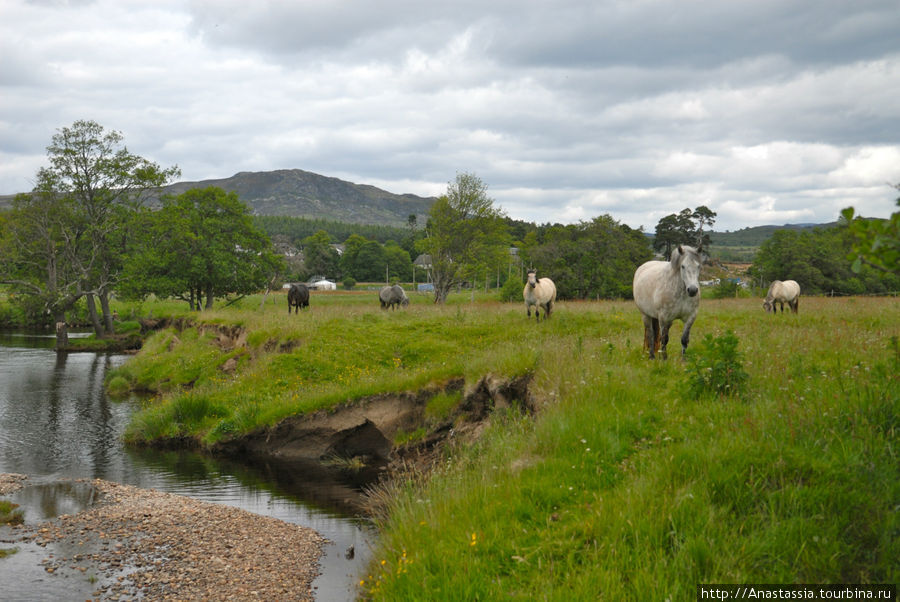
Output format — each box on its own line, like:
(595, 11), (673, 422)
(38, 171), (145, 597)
(1, 0), (899, 233)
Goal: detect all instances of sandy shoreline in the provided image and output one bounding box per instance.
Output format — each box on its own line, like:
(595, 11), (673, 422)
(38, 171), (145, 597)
(1, 473), (328, 600)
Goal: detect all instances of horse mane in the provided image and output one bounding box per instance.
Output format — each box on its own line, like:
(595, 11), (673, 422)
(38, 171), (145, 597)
(671, 245), (700, 268)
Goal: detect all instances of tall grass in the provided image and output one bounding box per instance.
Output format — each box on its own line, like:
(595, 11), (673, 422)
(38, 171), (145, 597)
(362, 296), (899, 599)
(109, 291), (898, 597)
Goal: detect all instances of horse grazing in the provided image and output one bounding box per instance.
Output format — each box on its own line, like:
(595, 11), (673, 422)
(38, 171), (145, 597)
(763, 280), (800, 314)
(633, 245), (702, 359)
(523, 270), (557, 322)
(379, 284), (409, 310)
(287, 283), (310, 314)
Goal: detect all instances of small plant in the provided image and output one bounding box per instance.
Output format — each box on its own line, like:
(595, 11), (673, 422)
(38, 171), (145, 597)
(343, 277), (357, 290)
(0, 500), (24, 525)
(685, 330), (749, 398)
(394, 427), (427, 446)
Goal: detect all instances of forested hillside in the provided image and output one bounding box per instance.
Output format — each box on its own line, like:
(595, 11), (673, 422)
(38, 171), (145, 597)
(708, 223), (834, 261)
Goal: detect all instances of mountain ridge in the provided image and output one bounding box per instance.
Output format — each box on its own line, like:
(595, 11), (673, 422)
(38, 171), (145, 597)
(153, 168), (436, 227)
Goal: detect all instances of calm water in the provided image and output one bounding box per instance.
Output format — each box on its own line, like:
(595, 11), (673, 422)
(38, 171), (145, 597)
(0, 332), (373, 601)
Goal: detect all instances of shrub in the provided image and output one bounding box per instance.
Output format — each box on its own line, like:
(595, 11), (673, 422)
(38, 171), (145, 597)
(685, 330), (749, 398)
(707, 280), (750, 299)
(499, 276), (522, 302)
(343, 277), (357, 290)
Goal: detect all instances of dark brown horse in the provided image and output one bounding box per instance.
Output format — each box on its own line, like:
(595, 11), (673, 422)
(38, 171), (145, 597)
(287, 283), (310, 313)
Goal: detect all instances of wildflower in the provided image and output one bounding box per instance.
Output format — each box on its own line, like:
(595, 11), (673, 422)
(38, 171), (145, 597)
(470, 532), (477, 546)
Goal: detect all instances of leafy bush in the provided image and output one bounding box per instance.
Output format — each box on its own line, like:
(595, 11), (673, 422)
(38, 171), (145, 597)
(343, 277), (356, 290)
(499, 276), (522, 302)
(685, 330), (749, 398)
(707, 280), (744, 299)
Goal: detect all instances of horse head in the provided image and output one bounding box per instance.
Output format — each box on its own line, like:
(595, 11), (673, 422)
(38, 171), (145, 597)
(526, 270), (537, 288)
(674, 245), (700, 298)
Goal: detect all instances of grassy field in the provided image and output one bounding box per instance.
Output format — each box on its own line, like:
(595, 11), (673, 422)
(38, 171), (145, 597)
(102, 290), (898, 599)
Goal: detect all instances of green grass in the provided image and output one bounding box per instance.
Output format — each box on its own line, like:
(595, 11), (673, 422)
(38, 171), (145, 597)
(360, 296), (899, 600)
(106, 291), (899, 598)
(0, 500), (24, 525)
(114, 290), (548, 445)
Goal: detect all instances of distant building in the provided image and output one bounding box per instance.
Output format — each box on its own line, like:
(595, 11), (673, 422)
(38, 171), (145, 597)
(309, 279), (337, 291)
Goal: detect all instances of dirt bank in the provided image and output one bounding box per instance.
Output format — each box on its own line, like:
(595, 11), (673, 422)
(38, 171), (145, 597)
(1, 474), (326, 601)
(212, 373), (534, 470)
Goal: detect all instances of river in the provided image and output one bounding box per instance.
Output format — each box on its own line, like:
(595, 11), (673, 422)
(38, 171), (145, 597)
(0, 331), (374, 601)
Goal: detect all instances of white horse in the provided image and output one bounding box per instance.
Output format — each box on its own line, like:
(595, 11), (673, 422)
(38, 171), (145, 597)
(633, 245), (702, 359)
(763, 280), (800, 314)
(523, 270), (557, 322)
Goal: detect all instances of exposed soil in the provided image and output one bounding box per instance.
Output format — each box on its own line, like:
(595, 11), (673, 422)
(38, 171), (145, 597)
(212, 373), (534, 473)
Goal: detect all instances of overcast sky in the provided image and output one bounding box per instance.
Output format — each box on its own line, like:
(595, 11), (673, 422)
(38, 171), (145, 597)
(2, 0), (899, 232)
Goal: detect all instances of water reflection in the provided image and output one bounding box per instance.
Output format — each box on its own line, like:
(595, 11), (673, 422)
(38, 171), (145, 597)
(6, 481), (100, 522)
(0, 332), (375, 601)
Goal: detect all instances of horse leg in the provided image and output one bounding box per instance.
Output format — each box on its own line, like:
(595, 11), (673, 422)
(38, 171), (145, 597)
(659, 321), (671, 360)
(791, 298), (799, 314)
(641, 314), (659, 360)
(681, 313), (697, 358)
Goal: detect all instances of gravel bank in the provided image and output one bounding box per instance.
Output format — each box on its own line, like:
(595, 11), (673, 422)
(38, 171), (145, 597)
(1, 474), (328, 600)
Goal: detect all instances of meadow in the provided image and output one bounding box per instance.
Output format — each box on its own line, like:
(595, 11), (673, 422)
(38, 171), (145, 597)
(103, 290), (898, 599)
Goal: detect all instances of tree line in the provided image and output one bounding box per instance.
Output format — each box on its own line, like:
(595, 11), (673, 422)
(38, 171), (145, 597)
(3, 120), (896, 347)
(0, 121), (282, 347)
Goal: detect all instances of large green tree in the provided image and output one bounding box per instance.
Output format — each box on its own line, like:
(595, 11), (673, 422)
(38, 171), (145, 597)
(0, 120), (179, 347)
(121, 187), (282, 309)
(417, 173), (508, 303)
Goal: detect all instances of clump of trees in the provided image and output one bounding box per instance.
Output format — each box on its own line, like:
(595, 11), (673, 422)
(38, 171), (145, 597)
(417, 173), (510, 304)
(520, 216), (653, 299)
(120, 187), (283, 310)
(0, 120), (181, 347)
(749, 220), (900, 295)
(0, 121), (284, 347)
(289, 230), (414, 283)
(653, 206), (716, 259)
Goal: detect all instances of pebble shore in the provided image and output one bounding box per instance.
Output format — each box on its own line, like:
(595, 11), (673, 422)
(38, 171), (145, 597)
(1, 474), (328, 601)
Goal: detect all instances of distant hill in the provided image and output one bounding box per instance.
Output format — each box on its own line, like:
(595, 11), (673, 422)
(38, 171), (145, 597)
(154, 169), (436, 227)
(0, 168), (437, 228)
(707, 222), (838, 262)
(710, 222), (837, 247)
